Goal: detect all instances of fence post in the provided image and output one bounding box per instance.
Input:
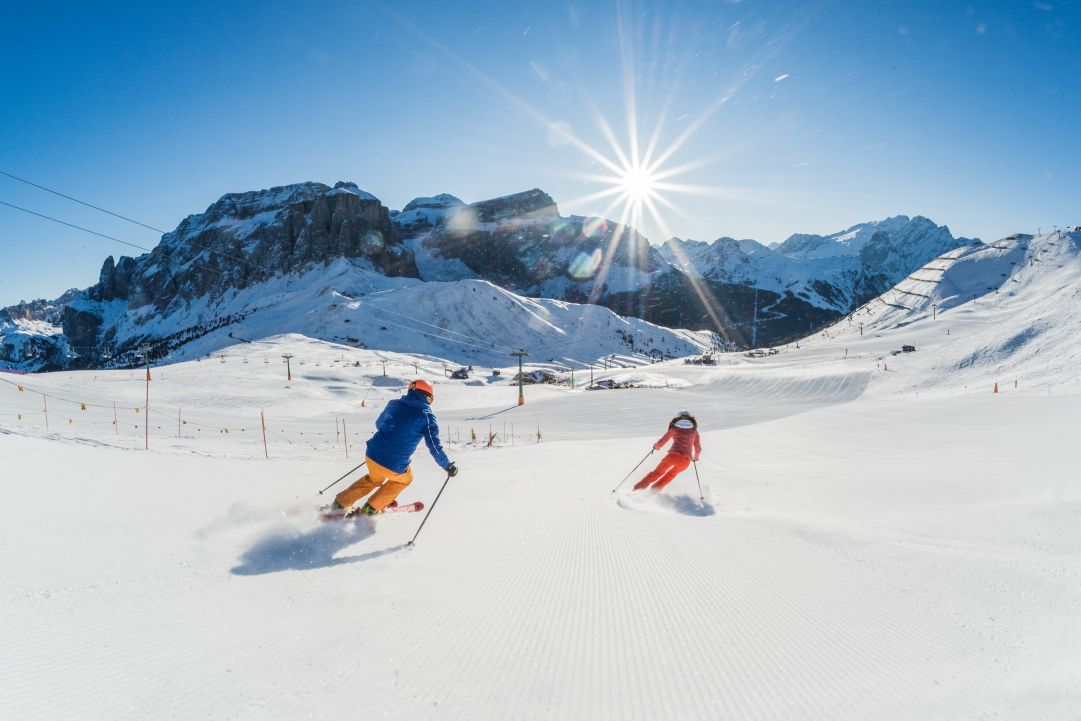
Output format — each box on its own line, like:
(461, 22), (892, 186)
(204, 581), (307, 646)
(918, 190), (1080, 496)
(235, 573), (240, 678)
(261, 409), (269, 459)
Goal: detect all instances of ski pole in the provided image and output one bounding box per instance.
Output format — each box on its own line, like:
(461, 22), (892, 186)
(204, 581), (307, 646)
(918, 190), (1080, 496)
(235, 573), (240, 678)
(692, 460), (704, 502)
(317, 460), (366, 495)
(408, 471), (453, 547)
(610, 449), (654, 493)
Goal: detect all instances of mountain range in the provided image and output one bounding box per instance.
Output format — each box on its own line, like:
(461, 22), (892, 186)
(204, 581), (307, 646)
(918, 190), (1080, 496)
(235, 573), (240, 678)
(0, 181), (979, 370)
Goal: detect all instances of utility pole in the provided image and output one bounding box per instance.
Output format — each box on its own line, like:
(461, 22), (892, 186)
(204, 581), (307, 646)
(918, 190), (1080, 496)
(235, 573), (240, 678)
(511, 349), (528, 406)
(281, 353), (294, 381)
(381, 360), (386, 376)
(859, 322), (864, 336)
(932, 303), (937, 320)
(590, 363), (594, 387)
(138, 344), (152, 450)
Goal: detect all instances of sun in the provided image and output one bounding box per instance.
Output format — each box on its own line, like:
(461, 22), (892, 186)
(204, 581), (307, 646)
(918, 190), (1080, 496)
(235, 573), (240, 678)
(616, 164), (658, 204)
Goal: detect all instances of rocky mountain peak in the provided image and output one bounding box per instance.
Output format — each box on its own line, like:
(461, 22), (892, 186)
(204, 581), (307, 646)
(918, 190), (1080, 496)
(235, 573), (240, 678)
(401, 194), (466, 213)
(470, 189), (557, 223)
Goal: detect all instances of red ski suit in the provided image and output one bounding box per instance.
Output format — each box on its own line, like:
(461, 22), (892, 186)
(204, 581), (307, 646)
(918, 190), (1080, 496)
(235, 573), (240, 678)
(634, 419), (701, 491)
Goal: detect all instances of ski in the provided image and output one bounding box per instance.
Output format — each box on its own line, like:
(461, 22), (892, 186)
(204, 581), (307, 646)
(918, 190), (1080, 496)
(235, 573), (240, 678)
(319, 501), (424, 521)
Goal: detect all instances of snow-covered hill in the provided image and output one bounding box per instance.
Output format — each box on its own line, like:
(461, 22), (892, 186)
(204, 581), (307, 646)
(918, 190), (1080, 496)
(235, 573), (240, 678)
(775, 228), (1081, 395)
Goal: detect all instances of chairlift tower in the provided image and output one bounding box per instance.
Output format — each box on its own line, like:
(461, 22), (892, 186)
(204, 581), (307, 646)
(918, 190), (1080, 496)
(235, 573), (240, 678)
(510, 349), (528, 406)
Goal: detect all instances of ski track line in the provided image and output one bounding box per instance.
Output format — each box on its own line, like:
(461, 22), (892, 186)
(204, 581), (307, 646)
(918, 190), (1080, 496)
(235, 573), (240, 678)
(773, 517), (1074, 718)
(866, 523), (1081, 683)
(601, 500), (755, 720)
(612, 487), (1054, 720)
(635, 505), (845, 720)
(695, 523), (950, 720)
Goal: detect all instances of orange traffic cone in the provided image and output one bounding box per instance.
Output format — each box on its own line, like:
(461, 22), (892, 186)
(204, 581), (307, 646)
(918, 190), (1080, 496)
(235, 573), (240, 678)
(993, 382), (999, 394)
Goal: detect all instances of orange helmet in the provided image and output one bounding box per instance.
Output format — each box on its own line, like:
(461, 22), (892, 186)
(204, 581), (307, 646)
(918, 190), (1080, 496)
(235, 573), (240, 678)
(409, 379), (434, 402)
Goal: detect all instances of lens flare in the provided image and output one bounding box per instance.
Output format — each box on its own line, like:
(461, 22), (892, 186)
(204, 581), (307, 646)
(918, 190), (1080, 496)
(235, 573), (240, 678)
(568, 249), (603, 280)
(581, 217), (609, 239)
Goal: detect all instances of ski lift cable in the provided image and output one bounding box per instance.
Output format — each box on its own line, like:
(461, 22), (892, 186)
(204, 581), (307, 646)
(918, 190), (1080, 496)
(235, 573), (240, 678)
(0, 170), (169, 234)
(360, 313), (509, 354)
(2, 179), (509, 357)
(5, 176), (570, 361)
(0, 199), (237, 282)
(0, 201), (155, 255)
(354, 301), (517, 353)
(1, 174), (288, 280)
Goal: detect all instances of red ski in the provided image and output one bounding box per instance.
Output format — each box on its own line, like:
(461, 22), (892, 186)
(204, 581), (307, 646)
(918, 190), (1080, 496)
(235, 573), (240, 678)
(319, 501), (424, 521)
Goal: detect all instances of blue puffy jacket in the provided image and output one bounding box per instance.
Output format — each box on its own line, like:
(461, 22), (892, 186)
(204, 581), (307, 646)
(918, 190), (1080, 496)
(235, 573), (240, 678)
(365, 389), (452, 473)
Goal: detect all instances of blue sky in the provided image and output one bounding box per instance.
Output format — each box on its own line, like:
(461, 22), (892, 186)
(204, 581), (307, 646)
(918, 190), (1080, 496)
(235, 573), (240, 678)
(2, 0), (1078, 306)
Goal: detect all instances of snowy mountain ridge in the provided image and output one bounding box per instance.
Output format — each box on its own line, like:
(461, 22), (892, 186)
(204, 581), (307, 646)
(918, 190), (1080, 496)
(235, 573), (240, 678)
(2, 181), (981, 371)
(661, 215), (979, 314)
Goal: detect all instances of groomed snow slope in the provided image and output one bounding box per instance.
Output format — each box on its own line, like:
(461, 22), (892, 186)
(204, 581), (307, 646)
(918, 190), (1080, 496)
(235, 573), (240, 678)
(3, 238), (1080, 720)
(3, 360), (1078, 720)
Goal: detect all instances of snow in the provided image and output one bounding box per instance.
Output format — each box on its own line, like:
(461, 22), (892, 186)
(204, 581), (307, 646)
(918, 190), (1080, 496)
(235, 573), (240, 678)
(325, 186), (377, 201)
(209, 208), (282, 235)
(404, 236), (479, 282)
(396, 194), (466, 229)
(2, 231), (1080, 720)
(2, 317), (61, 338)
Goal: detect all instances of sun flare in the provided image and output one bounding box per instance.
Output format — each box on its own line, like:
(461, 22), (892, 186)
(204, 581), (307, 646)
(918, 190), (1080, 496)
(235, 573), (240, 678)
(616, 164), (657, 204)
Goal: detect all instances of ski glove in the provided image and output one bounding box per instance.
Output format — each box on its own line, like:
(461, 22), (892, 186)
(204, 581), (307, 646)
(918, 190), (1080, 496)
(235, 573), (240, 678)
(446, 463), (459, 478)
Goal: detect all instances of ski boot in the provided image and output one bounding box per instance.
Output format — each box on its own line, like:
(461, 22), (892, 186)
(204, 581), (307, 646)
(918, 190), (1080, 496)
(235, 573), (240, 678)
(319, 500), (350, 520)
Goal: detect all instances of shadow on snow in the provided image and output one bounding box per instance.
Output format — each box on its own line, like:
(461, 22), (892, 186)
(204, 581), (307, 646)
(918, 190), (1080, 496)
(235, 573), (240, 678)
(617, 492), (716, 517)
(230, 519), (406, 575)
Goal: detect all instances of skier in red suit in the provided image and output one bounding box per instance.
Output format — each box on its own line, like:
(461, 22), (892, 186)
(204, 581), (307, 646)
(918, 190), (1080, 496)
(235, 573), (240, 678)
(634, 410), (701, 492)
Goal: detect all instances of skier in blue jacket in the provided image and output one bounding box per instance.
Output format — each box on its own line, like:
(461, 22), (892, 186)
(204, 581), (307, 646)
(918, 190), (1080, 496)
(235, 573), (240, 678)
(329, 380), (457, 516)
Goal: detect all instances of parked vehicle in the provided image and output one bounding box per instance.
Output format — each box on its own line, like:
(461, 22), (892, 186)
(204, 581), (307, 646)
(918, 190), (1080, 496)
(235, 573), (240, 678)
(901, 345), (916, 353)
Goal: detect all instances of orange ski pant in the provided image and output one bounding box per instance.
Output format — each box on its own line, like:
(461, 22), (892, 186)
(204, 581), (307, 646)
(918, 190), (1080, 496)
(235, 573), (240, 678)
(634, 452), (691, 491)
(335, 457), (413, 512)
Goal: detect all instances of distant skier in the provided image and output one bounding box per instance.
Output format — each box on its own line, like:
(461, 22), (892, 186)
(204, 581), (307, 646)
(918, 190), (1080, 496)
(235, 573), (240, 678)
(326, 380), (457, 516)
(633, 410), (701, 492)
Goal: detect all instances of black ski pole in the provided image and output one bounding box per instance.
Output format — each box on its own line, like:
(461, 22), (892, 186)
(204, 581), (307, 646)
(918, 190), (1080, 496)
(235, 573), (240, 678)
(610, 449), (654, 493)
(408, 471), (453, 547)
(317, 460), (366, 495)
(692, 460), (704, 502)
